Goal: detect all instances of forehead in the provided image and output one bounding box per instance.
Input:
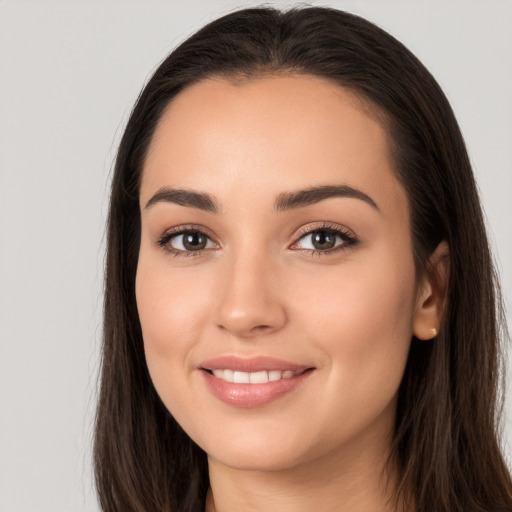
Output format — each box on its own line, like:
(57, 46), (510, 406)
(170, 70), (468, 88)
(140, 74), (405, 218)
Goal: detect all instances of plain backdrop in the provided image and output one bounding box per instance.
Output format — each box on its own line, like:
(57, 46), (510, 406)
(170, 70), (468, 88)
(0, 1), (511, 510)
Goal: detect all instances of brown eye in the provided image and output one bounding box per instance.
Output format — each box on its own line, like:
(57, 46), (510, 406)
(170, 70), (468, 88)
(159, 229), (217, 254)
(292, 226), (358, 254)
(310, 230), (337, 250)
(181, 232), (208, 251)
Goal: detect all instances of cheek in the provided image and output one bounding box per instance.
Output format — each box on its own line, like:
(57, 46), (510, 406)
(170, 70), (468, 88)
(294, 251), (416, 389)
(135, 258), (213, 377)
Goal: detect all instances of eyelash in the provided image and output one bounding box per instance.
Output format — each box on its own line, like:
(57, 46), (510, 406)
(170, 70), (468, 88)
(156, 222), (359, 258)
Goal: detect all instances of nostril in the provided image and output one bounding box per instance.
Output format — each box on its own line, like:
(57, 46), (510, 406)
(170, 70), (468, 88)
(251, 324), (273, 332)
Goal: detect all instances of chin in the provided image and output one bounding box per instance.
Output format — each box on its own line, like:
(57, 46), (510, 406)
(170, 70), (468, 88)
(197, 426), (327, 473)
(206, 444), (308, 473)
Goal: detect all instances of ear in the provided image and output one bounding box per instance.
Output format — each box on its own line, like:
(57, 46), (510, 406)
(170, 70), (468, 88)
(413, 241), (450, 340)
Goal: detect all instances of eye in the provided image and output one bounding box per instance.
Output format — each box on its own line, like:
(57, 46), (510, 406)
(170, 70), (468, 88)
(158, 228), (217, 255)
(291, 225), (358, 254)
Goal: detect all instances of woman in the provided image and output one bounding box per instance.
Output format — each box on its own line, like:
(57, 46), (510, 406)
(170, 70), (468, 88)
(94, 6), (512, 511)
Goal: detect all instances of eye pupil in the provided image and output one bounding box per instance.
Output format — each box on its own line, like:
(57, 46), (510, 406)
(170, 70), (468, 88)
(183, 232), (207, 250)
(312, 231), (336, 250)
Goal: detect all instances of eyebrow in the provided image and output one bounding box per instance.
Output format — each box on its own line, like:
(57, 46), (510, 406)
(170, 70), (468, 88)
(144, 184), (379, 213)
(274, 185), (380, 212)
(145, 187), (218, 213)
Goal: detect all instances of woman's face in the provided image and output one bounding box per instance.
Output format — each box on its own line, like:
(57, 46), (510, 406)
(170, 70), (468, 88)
(136, 75), (429, 472)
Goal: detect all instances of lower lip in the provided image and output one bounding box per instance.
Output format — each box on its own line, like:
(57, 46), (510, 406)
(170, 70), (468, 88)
(201, 370), (313, 408)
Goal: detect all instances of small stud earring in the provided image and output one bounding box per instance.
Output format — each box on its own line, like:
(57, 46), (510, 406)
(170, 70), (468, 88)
(430, 327), (438, 338)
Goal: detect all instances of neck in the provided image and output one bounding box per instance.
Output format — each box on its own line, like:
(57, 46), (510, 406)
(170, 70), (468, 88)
(205, 434), (406, 512)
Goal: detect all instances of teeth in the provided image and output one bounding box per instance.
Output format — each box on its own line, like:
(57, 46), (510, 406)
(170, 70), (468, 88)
(249, 371), (269, 384)
(233, 371), (250, 384)
(210, 369), (299, 384)
(269, 370), (282, 382)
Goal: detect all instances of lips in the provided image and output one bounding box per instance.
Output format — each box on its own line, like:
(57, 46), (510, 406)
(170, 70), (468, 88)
(199, 356), (315, 408)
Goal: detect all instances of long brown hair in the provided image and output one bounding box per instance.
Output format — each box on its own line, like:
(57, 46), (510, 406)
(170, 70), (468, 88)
(94, 6), (511, 511)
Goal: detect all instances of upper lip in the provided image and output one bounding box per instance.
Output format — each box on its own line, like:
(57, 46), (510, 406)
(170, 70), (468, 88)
(200, 355), (313, 373)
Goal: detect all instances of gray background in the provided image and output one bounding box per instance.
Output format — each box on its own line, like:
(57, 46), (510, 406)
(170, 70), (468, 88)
(0, 1), (510, 510)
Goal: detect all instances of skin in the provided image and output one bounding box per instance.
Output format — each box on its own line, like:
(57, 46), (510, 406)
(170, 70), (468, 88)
(136, 75), (446, 511)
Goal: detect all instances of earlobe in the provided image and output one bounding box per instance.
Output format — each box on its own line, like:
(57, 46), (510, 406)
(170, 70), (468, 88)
(412, 241), (450, 341)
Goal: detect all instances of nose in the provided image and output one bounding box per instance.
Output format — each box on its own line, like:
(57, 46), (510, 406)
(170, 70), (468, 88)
(215, 250), (287, 339)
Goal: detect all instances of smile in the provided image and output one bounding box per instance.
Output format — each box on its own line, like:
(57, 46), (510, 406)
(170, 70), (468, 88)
(199, 356), (315, 408)
(210, 369), (303, 384)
